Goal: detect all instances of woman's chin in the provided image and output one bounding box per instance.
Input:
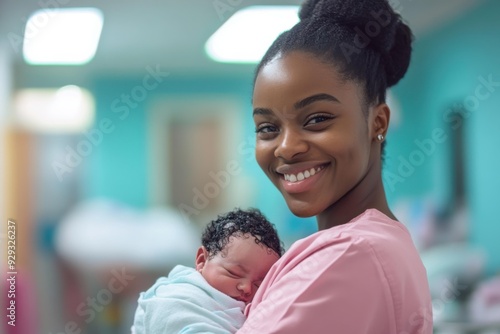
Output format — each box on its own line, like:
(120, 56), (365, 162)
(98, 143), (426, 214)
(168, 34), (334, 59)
(286, 202), (320, 218)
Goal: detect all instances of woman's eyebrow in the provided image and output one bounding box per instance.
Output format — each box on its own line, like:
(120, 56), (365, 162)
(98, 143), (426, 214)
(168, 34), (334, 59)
(253, 93), (339, 116)
(252, 107), (273, 116)
(294, 93), (340, 110)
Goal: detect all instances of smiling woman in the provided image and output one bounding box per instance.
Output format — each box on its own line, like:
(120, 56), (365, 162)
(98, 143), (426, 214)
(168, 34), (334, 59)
(253, 53), (380, 224)
(237, 0), (433, 333)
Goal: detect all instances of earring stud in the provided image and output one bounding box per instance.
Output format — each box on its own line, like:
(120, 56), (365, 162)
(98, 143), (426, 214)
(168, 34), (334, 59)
(377, 134), (384, 141)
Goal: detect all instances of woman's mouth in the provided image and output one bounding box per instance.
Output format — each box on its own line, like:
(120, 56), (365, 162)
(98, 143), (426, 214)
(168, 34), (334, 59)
(277, 164), (327, 194)
(283, 165), (325, 183)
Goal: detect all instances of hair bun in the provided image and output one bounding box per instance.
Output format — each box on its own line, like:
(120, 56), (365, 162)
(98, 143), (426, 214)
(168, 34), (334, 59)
(384, 21), (413, 86)
(298, 0), (321, 21)
(299, 0), (413, 86)
(300, 0), (391, 26)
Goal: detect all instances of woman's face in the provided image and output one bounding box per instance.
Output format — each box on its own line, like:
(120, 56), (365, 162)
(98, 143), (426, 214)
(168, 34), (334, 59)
(253, 51), (378, 218)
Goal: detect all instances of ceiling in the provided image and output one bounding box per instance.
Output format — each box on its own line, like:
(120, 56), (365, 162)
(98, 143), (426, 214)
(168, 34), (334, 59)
(0, 0), (486, 87)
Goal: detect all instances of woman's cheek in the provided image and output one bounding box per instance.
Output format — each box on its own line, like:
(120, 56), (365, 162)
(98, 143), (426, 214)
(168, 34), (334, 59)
(255, 150), (273, 180)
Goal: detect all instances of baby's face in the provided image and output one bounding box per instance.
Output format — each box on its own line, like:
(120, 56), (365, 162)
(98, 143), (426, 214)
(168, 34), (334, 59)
(196, 234), (279, 304)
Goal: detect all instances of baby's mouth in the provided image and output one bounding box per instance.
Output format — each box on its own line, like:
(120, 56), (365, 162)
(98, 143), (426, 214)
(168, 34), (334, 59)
(234, 296), (249, 304)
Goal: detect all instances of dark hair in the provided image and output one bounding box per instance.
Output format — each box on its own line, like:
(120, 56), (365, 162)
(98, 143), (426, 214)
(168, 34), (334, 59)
(255, 0), (413, 108)
(201, 208), (284, 258)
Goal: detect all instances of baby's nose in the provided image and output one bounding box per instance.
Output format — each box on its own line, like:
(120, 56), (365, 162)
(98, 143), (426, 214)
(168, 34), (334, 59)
(237, 281), (252, 295)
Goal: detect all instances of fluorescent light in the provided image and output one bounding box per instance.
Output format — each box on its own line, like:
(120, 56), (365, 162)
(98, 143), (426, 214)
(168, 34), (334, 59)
(23, 8), (103, 65)
(15, 86), (95, 133)
(205, 6), (299, 63)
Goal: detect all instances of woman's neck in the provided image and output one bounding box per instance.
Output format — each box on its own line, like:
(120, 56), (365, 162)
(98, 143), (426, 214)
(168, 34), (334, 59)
(316, 163), (395, 230)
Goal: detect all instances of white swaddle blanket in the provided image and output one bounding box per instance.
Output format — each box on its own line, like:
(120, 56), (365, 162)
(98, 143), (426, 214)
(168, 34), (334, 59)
(132, 265), (246, 334)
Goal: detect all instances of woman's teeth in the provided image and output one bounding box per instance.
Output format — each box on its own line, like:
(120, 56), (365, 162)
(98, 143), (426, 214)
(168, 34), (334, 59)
(284, 166), (324, 183)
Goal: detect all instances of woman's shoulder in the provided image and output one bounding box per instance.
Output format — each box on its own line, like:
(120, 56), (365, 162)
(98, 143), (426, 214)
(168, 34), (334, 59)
(288, 209), (410, 254)
(275, 208), (421, 279)
(263, 208), (427, 304)
(338, 208), (413, 246)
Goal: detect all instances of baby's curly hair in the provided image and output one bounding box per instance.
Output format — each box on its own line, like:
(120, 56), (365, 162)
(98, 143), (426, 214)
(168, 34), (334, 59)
(202, 208), (284, 258)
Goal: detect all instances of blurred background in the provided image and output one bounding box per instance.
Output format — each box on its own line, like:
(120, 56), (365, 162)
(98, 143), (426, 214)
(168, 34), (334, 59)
(1, 0), (499, 333)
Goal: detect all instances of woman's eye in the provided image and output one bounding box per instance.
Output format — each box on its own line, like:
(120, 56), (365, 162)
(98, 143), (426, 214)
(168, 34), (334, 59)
(255, 124), (279, 139)
(305, 114), (334, 126)
(255, 124), (278, 134)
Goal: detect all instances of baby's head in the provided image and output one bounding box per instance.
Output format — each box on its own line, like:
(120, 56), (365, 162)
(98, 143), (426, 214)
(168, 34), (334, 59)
(195, 208), (283, 304)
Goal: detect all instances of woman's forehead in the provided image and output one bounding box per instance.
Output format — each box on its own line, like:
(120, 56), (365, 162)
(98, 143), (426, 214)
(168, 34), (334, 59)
(253, 52), (361, 108)
(258, 51), (340, 82)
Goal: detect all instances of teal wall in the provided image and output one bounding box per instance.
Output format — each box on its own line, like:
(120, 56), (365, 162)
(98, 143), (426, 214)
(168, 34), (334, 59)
(84, 78), (150, 207)
(385, 0), (500, 273)
(85, 73), (255, 208)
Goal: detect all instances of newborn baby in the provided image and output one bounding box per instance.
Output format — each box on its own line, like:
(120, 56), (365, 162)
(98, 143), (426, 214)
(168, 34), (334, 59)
(132, 208), (283, 334)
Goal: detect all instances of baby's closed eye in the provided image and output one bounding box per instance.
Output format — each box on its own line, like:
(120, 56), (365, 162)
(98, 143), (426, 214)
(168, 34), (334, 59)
(225, 268), (241, 278)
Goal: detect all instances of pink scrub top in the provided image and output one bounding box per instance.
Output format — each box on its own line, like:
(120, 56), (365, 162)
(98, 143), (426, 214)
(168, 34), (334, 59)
(238, 209), (433, 334)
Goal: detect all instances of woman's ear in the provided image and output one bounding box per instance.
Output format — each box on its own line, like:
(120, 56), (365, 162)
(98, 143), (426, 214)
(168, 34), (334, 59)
(195, 246), (208, 273)
(371, 103), (391, 141)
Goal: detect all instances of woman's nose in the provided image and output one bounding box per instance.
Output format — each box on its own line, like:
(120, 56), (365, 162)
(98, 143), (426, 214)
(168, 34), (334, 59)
(274, 129), (308, 160)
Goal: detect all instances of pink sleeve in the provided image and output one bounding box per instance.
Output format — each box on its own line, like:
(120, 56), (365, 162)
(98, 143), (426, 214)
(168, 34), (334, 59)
(238, 238), (397, 334)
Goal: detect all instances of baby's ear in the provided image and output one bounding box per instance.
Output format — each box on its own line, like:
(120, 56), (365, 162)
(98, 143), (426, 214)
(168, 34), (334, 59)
(195, 246), (208, 272)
